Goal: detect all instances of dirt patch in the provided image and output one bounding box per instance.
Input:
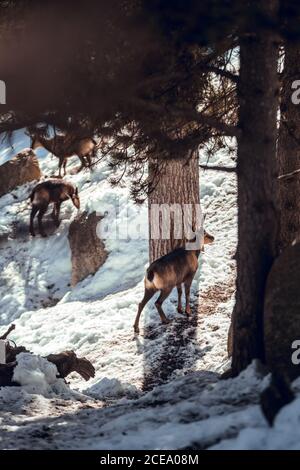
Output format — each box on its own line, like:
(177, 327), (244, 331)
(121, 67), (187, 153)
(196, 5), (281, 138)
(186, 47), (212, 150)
(197, 278), (235, 316)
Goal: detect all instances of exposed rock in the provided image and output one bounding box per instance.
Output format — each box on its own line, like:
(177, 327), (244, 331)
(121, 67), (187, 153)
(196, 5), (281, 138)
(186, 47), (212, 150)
(264, 242), (300, 381)
(0, 149), (41, 197)
(68, 211), (107, 286)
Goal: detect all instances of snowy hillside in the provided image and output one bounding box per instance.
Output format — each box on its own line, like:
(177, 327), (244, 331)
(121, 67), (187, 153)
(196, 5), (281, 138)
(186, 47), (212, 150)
(3, 128), (288, 450)
(0, 129), (237, 393)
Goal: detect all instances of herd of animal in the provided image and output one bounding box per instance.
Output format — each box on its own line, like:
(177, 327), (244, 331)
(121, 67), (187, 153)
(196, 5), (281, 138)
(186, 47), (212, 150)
(28, 131), (92, 238)
(24, 131), (214, 332)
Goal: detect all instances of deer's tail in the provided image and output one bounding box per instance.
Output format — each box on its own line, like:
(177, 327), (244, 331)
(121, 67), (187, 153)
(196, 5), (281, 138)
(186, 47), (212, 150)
(29, 188), (36, 202)
(146, 267), (154, 282)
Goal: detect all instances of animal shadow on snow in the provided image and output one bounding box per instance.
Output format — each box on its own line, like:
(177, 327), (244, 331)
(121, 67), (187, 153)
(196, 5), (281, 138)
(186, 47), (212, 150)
(0, 368), (221, 450)
(11, 211), (69, 240)
(142, 290), (212, 392)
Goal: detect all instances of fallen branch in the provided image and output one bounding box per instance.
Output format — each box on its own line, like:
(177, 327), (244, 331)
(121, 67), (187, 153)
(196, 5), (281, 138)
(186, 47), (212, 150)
(0, 324), (15, 340)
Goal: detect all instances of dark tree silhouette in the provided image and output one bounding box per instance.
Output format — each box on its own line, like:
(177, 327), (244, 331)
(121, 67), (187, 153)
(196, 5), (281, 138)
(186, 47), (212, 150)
(278, 40), (300, 249)
(231, 0), (280, 375)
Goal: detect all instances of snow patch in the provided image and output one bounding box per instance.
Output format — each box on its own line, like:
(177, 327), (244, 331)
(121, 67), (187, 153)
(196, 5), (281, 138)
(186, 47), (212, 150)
(85, 377), (140, 400)
(12, 353), (80, 399)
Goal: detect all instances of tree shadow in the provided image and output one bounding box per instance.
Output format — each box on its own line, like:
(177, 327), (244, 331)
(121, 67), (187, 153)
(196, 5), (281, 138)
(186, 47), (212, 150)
(142, 287), (211, 391)
(0, 368), (221, 450)
(141, 276), (235, 392)
(12, 215), (59, 239)
(0, 212), (69, 325)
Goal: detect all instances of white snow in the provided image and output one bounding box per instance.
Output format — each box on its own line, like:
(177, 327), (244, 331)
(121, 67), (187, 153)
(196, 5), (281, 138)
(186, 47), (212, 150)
(0, 361), (275, 450)
(3, 129), (295, 450)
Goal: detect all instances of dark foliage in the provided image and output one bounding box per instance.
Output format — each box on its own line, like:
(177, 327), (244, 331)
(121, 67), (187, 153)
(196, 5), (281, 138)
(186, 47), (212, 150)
(0, 1), (298, 198)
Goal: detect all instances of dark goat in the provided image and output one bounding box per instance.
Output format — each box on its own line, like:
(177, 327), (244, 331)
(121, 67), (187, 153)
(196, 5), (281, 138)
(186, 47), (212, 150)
(29, 179), (80, 237)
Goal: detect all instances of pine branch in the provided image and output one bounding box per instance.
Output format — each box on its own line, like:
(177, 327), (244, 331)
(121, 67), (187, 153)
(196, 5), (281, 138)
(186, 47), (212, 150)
(205, 66), (239, 83)
(192, 113), (239, 137)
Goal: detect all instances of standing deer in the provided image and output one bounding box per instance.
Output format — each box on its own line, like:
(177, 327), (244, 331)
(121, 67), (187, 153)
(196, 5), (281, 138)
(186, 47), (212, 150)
(30, 133), (97, 177)
(29, 179), (80, 237)
(134, 230), (215, 334)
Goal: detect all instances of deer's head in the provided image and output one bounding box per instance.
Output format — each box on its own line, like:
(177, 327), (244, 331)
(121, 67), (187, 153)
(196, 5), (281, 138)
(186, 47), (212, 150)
(204, 230), (214, 245)
(200, 229), (214, 252)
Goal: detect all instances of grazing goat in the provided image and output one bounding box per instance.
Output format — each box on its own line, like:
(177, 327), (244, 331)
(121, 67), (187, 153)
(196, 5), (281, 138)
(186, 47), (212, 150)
(31, 133), (97, 177)
(29, 179), (80, 237)
(134, 230), (215, 334)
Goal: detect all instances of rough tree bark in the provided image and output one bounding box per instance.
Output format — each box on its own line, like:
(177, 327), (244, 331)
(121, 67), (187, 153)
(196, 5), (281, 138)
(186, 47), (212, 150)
(278, 42), (300, 249)
(231, 0), (280, 375)
(148, 149), (201, 262)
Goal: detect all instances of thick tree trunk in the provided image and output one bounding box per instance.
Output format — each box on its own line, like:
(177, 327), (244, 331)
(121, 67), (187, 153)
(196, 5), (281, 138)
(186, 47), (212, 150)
(231, 0), (280, 375)
(278, 43), (300, 249)
(148, 149), (201, 262)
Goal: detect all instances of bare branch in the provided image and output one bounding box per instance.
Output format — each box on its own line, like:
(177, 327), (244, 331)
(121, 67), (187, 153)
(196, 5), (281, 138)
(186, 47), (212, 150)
(278, 168), (300, 180)
(0, 324), (15, 340)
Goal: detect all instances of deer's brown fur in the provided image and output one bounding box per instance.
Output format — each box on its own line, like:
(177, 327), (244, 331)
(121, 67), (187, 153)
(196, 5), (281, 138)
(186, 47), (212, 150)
(31, 133), (96, 177)
(134, 231), (214, 334)
(29, 179), (80, 237)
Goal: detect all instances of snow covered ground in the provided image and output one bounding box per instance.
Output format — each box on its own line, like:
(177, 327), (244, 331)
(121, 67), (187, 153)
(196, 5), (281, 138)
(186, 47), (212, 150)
(0, 129), (237, 393)
(1, 129), (292, 450)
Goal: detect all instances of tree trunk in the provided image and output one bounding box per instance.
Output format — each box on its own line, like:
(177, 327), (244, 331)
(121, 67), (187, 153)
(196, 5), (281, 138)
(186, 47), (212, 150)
(278, 42), (300, 249)
(231, 0), (280, 375)
(148, 149), (201, 263)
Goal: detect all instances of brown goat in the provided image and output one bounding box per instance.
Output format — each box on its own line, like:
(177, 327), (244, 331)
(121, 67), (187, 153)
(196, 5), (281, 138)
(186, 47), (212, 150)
(134, 230), (215, 334)
(31, 133), (97, 177)
(29, 179), (80, 237)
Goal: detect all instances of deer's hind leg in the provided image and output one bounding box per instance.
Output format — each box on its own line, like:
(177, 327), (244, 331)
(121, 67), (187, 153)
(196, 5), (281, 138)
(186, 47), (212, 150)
(30, 205), (39, 236)
(58, 156), (65, 178)
(184, 274), (195, 316)
(37, 204), (48, 237)
(155, 287), (172, 325)
(51, 202), (62, 227)
(177, 284), (183, 313)
(134, 288), (156, 334)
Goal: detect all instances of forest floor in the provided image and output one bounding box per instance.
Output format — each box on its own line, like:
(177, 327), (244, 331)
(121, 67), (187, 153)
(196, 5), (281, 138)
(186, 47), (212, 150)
(1, 130), (298, 450)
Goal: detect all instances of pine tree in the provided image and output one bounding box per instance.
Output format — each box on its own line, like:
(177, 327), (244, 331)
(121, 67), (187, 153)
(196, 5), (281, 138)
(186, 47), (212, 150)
(278, 42), (300, 249)
(231, 0), (280, 375)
